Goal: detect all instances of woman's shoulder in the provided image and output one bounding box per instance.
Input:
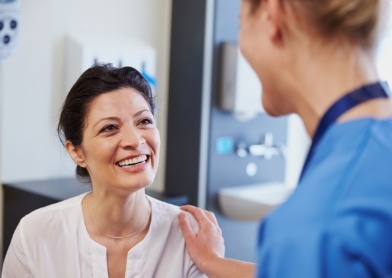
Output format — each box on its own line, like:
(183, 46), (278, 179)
(20, 193), (87, 229)
(27, 192), (86, 213)
(5, 193), (89, 274)
(147, 195), (182, 223)
(147, 196), (199, 232)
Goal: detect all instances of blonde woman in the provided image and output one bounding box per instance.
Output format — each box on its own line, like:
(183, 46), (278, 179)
(179, 0), (392, 277)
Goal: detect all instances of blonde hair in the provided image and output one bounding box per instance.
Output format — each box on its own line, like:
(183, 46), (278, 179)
(248, 0), (383, 49)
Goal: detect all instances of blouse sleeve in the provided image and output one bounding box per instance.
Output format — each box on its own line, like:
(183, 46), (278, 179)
(2, 221), (32, 278)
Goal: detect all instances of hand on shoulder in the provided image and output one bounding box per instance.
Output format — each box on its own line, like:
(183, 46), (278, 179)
(178, 205), (225, 272)
(179, 205), (255, 278)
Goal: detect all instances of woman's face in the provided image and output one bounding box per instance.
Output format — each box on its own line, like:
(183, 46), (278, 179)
(70, 88), (160, 193)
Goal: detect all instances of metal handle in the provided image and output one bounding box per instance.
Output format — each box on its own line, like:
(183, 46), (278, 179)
(241, 132), (286, 160)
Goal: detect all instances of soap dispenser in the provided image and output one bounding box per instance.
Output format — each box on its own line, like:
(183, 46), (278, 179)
(219, 42), (263, 121)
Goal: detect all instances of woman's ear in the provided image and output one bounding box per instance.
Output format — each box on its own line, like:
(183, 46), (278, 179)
(65, 141), (86, 168)
(264, 0), (284, 42)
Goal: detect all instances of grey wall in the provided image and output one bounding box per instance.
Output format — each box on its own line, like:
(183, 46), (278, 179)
(165, 0), (207, 205)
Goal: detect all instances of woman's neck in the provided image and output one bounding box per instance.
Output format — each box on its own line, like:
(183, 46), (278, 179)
(84, 189), (151, 238)
(288, 44), (383, 137)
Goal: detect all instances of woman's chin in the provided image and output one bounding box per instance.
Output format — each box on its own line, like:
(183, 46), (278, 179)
(263, 102), (282, 117)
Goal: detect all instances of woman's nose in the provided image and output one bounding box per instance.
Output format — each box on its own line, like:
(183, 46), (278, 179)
(120, 125), (145, 148)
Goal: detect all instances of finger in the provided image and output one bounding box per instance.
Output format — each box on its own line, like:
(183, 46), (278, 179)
(178, 212), (196, 241)
(181, 205), (218, 225)
(204, 210), (219, 225)
(180, 205), (198, 212)
(180, 205), (211, 226)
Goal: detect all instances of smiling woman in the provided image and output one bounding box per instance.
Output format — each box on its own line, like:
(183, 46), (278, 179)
(2, 64), (206, 278)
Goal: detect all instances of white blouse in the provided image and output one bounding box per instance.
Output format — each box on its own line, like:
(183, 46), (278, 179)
(2, 193), (206, 278)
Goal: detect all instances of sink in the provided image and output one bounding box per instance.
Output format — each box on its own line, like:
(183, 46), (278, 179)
(218, 182), (295, 221)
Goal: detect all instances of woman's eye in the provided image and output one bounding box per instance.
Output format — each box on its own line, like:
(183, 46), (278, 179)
(101, 124), (118, 133)
(139, 118), (154, 125)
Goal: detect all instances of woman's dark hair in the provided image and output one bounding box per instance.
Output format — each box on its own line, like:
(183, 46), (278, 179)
(57, 63), (156, 181)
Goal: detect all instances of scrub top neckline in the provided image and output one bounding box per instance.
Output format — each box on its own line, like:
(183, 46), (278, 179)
(299, 81), (390, 182)
(335, 115), (392, 126)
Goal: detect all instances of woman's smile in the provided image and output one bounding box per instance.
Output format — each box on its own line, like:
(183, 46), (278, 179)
(116, 154), (148, 168)
(115, 154), (151, 174)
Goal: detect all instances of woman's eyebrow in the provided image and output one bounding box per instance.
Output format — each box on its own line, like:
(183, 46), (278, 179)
(134, 109), (151, 117)
(92, 109), (151, 129)
(92, 116), (120, 129)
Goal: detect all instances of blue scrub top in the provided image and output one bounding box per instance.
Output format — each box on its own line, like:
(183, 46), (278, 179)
(257, 118), (392, 277)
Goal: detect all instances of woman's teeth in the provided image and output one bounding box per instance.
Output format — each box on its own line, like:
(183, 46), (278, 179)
(117, 155), (147, 168)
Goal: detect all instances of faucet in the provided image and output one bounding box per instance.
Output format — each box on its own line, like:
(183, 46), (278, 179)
(236, 132), (286, 159)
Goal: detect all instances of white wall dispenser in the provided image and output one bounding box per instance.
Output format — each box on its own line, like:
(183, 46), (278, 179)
(65, 33), (156, 95)
(219, 42), (263, 121)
